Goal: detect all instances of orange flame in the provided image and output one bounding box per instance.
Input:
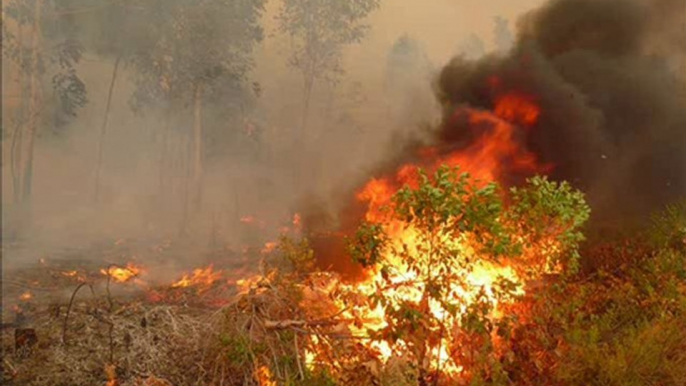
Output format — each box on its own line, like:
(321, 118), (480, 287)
(105, 363), (117, 386)
(358, 100), (549, 224)
(494, 92), (541, 126)
(171, 265), (223, 291)
(261, 241), (278, 254)
(340, 95), (546, 377)
(254, 366), (275, 386)
(19, 291), (33, 301)
(101, 263), (142, 283)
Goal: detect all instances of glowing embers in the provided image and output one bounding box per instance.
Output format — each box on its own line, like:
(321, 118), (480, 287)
(254, 365), (276, 386)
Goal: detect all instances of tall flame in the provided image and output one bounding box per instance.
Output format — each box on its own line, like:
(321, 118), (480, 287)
(328, 92), (546, 378)
(359, 95), (548, 225)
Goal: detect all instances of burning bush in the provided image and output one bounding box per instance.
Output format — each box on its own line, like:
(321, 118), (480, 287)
(342, 166), (589, 384)
(209, 166), (591, 385)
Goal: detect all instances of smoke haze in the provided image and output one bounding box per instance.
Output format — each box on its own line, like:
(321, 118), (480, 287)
(2, 0), (684, 276)
(2, 0), (541, 271)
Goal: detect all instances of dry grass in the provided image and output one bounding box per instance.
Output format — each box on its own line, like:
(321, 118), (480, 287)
(3, 293), (216, 386)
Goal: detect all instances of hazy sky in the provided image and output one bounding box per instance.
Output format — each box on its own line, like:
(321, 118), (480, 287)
(362, 0), (547, 63)
(253, 0), (549, 122)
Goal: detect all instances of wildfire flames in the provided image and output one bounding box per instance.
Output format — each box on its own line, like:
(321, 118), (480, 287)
(6, 89), (554, 385)
(302, 89), (551, 378)
(254, 366), (276, 386)
(171, 265), (223, 291)
(100, 263), (143, 283)
(358, 89), (547, 222)
(19, 291), (33, 301)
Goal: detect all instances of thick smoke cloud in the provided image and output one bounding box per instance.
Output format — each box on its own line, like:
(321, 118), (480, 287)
(436, 0), (686, 224)
(305, 0), (686, 274)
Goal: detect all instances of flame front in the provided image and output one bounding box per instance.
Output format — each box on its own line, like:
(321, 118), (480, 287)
(323, 93), (545, 379)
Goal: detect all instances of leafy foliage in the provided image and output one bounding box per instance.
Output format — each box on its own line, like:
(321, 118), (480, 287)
(649, 201), (686, 250)
(503, 239), (686, 386)
(278, 0), (380, 84)
(508, 176), (590, 276)
(277, 0), (380, 131)
(128, 0), (265, 113)
(3, 0), (89, 129)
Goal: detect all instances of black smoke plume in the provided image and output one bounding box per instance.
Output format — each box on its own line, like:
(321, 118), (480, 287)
(437, 0), (686, 224)
(304, 0), (686, 275)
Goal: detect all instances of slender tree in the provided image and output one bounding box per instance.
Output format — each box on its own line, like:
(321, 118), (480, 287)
(458, 33), (486, 60)
(493, 16), (514, 53)
(386, 35), (431, 85)
(82, 0), (146, 201)
(128, 0), (265, 233)
(277, 0), (380, 132)
(3, 0), (88, 205)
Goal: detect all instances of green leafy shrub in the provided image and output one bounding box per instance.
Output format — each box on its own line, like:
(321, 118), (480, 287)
(503, 203), (686, 386)
(649, 201), (686, 250)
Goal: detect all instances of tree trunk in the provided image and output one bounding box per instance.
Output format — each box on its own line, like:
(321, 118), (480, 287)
(301, 72), (314, 133)
(21, 0), (43, 204)
(293, 72), (315, 186)
(191, 83), (204, 210)
(11, 23), (25, 204)
(178, 125), (192, 237)
(11, 119), (24, 204)
(158, 104), (172, 198)
(94, 55), (122, 202)
(179, 83), (204, 237)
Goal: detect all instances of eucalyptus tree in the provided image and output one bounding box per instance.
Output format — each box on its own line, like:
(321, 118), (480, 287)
(127, 0), (266, 231)
(3, 0), (88, 205)
(493, 16), (514, 53)
(458, 33), (486, 60)
(277, 0), (380, 132)
(78, 0), (153, 201)
(385, 35), (432, 92)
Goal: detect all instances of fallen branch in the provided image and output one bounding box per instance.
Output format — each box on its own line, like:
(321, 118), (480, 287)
(263, 317), (371, 330)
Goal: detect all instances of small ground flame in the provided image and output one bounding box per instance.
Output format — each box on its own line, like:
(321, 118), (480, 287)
(101, 263), (143, 283)
(104, 363), (117, 386)
(254, 365), (275, 386)
(19, 291), (33, 301)
(171, 265), (223, 291)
